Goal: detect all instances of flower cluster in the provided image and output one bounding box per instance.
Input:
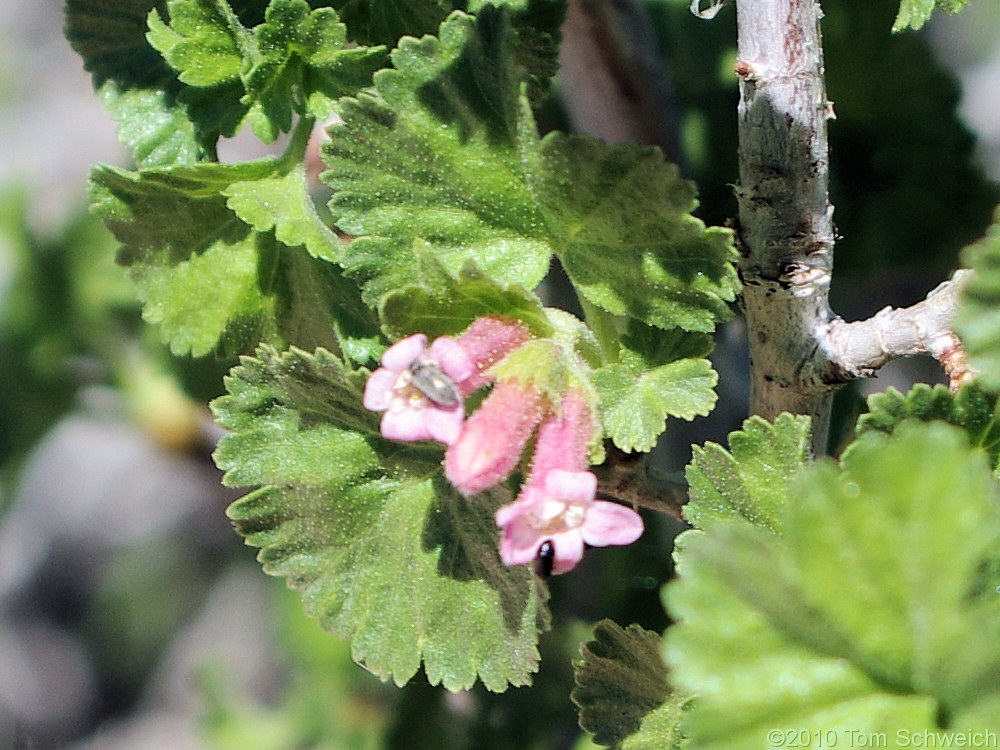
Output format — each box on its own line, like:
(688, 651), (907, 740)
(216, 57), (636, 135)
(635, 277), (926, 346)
(363, 318), (643, 575)
(491, 390), (643, 576)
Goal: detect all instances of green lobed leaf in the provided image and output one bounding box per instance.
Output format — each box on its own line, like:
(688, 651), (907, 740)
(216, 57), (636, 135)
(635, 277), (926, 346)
(89, 158), (374, 358)
(243, 0), (388, 137)
(683, 413), (811, 534)
(523, 131), (740, 333)
(148, 0), (387, 143)
(324, 8), (737, 337)
(893, 0), (970, 31)
(146, 0), (244, 88)
(71, 0), (386, 157)
(275, 248), (384, 367)
(65, 0), (214, 163)
(100, 84), (204, 167)
(593, 323), (717, 452)
(213, 346), (550, 691)
(664, 421), (1000, 747)
(332, 0), (563, 89)
(957, 207), (1000, 389)
(858, 382), (1000, 473)
(90, 160), (275, 356)
(618, 321), (713, 370)
(572, 620), (670, 747)
(594, 359), (717, 454)
(333, 0), (455, 47)
(325, 8), (552, 305)
(223, 164), (343, 262)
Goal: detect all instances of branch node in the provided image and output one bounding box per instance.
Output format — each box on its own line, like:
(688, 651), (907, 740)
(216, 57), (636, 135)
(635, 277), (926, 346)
(734, 59), (779, 81)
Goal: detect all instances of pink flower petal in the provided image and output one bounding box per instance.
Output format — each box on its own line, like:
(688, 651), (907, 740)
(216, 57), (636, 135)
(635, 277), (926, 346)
(495, 505), (518, 529)
(580, 502), (644, 547)
(423, 405), (466, 445)
(362, 368), (398, 411)
(543, 469), (597, 504)
(549, 531), (585, 575)
(363, 333), (476, 445)
(380, 406), (432, 442)
(381, 333), (427, 370)
(498, 522), (543, 566)
(429, 337), (476, 383)
(496, 491), (590, 574)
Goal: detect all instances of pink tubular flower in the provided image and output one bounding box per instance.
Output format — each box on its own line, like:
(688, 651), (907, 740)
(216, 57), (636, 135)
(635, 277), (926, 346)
(527, 389), (594, 477)
(493, 387), (642, 575)
(363, 333), (475, 445)
(454, 316), (531, 393)
(444, 380), (545, 496)
(496, 469), (644, 576)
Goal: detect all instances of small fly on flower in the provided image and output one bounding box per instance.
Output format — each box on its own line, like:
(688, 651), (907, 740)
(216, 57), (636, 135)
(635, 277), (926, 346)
(409, 359), (461, 408)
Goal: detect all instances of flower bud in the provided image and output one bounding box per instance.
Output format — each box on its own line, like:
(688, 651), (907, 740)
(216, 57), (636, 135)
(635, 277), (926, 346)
(454, 316), (531, 393)
(444, 380), (545, 496)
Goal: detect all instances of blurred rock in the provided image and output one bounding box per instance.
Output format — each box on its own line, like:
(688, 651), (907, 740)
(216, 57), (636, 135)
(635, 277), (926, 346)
(0, 402), (240, 749)
(0, 405), (232, 604)
(61, 568), (280, 750)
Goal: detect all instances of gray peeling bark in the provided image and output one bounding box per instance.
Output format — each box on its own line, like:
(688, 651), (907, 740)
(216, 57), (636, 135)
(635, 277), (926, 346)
(734, 0), (968, 452)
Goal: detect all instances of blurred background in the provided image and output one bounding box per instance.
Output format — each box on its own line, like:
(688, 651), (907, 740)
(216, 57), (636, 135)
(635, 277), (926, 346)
(1, 0), (998, 748)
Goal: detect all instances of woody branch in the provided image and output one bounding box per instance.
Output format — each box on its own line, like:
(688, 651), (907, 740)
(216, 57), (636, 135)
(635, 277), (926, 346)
(733, 0), (969, 453)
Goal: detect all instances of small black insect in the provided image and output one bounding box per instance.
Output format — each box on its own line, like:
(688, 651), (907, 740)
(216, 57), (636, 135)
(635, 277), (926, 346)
(534, 540), (555, 578)
(409, 359), (461, 408)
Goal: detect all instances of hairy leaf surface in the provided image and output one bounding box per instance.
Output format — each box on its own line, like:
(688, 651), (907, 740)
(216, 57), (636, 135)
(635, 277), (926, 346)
(380, 260), (553, 340)
(858, 382), (1000, 472)
(148, 0), (386, 142)
(684, 413), (811, 533)
(594, 359), (717, 454)
(224, 164), (342, 262)
(333, 0), (455, 47)
(65, 0), (213, 162)
(324, 9), (737, 336)
(523, 133), (739, 333)
(89, 159), (375, 358)
(325, 9), (551, 305)
(572, 621), (671, 747)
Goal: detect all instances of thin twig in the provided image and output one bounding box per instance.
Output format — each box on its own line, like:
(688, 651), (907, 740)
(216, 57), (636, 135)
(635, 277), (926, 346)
(820, 270), (973, 391)
(594, 447), (688, 519)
